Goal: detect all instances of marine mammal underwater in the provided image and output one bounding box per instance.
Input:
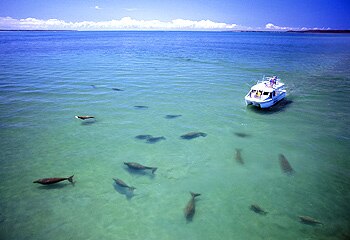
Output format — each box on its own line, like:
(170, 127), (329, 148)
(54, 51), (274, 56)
(113, 178), (136, 192)
(135, 135), (153, 140)
(135, 135), (166, 143)
(33, 175), (74, 185)
(235, 148), (244, 164)
(146, 136), (166, 143)
(234, 132), (250, 138)
(124, 162), (157, 174)
(134, 106), (148, 109)
(250, 204), (268, 215)
(279, 154), (294, 175)
(112, 88), (124, 91)
(298, 216), (323, 225)
(165, 115), (182, 119)
(184, 192), (201, 221)
(180, 132), (207, 140)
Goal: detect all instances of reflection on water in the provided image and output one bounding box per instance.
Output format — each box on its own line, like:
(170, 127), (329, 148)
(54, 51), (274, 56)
(247, 99), (294, 114)
(81, 120), (97, 126)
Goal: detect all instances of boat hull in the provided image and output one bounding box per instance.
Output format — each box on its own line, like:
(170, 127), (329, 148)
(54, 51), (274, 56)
(245, 92), (286, 108)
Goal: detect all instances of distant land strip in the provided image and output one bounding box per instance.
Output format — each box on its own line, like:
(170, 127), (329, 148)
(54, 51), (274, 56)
(0, 29), (349, 33)
(232, 30), (350, 34)
(0, 29), (77, 32)
(287, 30), (350, 33)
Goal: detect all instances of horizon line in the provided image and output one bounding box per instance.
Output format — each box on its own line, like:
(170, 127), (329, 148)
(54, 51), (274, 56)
(1, 29), (349, 33)
(0, 16), (337, 32)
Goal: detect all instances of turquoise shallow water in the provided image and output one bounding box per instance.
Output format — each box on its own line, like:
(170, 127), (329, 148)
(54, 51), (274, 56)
(0, 31), (350, 239)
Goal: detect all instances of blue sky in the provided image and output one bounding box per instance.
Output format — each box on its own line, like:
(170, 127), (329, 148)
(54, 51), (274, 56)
(0, 0), (349, 30)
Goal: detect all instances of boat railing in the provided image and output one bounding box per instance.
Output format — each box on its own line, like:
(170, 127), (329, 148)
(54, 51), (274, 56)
(258, 77), (282, 86)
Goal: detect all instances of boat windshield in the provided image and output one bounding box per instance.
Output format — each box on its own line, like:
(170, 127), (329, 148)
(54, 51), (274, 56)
(249, 90), (272, 99)
(261, 91), (270, 99)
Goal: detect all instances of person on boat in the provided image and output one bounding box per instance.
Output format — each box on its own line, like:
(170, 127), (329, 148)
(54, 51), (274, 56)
(272, 76), (277, 85)
(250, 90), (255, 97)
(256, 91), (261, 98)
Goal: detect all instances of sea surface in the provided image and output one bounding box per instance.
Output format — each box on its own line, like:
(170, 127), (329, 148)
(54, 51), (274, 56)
(0, 31), (349, 240)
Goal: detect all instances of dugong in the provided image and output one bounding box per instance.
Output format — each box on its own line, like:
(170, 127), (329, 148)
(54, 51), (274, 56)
(124, 162), (157, 174)
(33, 175), (74, 185)
(299, 215), (322, 225)
(135, 135), (166, 143)
(181, 132), (207, 140)
(146, 136), (166, 143)
(250, 204), (267, 215)
(165, 115), (182, 119)
(113, 178), (135, 192)
(279, 154), (294, 175)
(135, 135), (153, 140)
(234, 132), (250, 138)
(235, 148), (244, 164)
(134, 106), (148, 109)
(184, 192), (201, 221)
(112, 88), (124, 91)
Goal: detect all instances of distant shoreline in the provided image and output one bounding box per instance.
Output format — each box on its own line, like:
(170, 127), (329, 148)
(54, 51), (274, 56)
(0, 29), (77, 32)
(233, 30), (350, 34)
(0, 29), (349, 33)
(287, 30), (350, 34)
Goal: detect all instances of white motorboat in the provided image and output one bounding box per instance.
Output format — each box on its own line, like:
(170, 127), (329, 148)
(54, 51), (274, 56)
(245, 76), (286, 108)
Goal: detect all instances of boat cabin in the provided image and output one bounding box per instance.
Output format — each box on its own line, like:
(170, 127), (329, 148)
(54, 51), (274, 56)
(248, 83), (280, 100)
(244, 76), (286, 108)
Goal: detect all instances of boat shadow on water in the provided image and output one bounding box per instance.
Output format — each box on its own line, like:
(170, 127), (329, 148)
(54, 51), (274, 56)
(248, 99), (293, 114)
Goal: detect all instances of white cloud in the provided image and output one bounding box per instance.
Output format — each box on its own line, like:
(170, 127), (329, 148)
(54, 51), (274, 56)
(265, 23), (328, 31)
(265, 23), (292, 30)
(0, 17), (325, 31)
(124, 8), (138, 12)
(0, 16), (239, 31)
(95, 6), (102, 10)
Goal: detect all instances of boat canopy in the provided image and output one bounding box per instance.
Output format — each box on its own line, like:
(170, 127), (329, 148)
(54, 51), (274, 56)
(251, 83), (274, 92)
(250, 82), (285, 93)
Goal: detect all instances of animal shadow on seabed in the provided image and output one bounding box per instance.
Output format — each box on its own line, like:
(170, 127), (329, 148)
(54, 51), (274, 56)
(38, 182), (75, 190)
(113, 184), (135, 200)
(124, 167), (156, 179)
